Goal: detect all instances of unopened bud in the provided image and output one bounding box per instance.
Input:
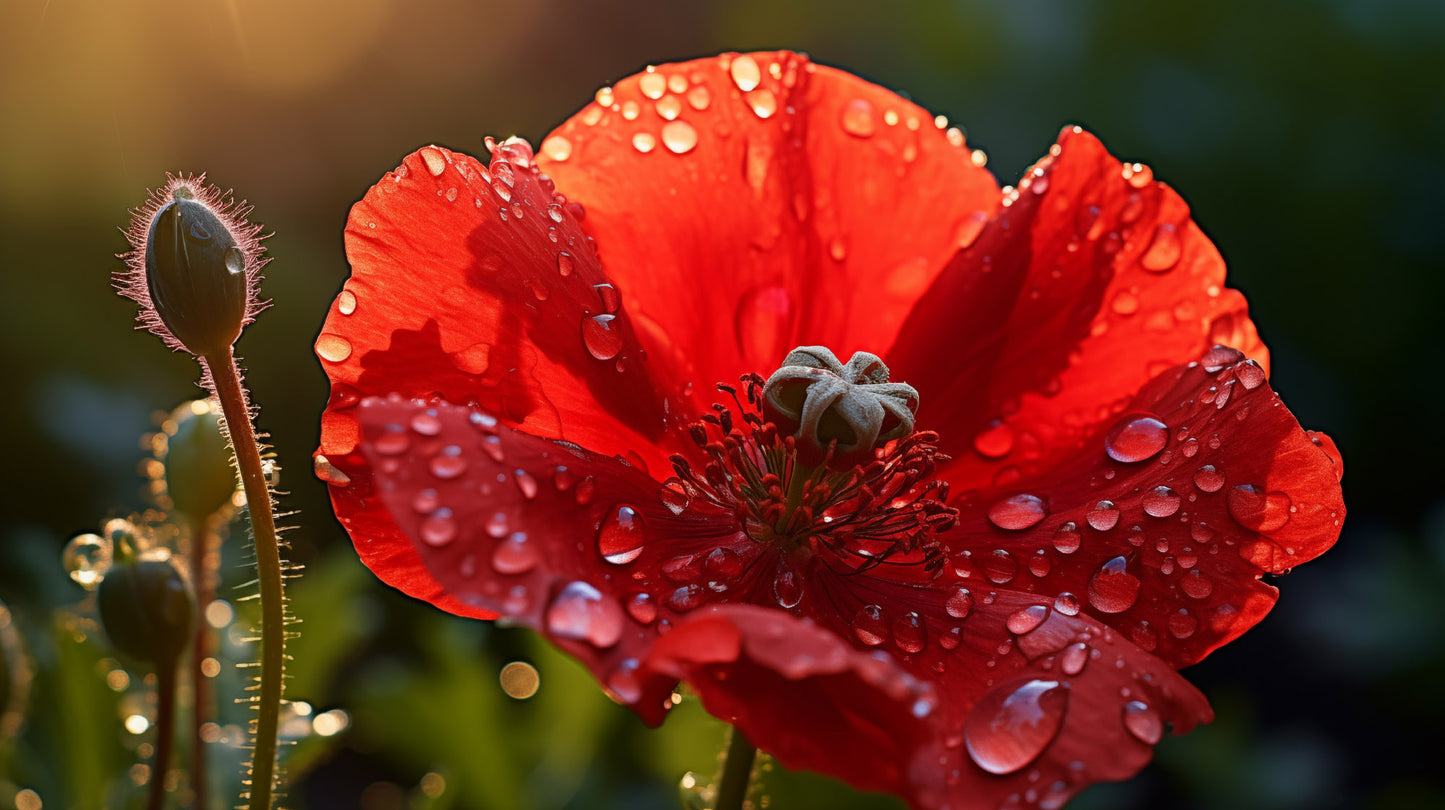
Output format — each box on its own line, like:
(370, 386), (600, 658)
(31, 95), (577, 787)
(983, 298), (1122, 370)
(163, 400), (237, 520)
(98, 550), (195, 667)
(117, 175), (266, 357)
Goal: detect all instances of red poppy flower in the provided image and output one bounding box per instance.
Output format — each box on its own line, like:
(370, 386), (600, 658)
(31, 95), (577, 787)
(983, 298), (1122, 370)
(314, 51), (1344, 810)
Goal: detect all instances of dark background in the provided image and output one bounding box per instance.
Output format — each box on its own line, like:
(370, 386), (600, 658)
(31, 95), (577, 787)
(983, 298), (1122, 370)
(1, 1), (1441, 808)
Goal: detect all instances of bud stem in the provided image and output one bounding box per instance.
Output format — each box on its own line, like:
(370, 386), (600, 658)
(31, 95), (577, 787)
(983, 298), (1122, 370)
(201, 348), (284, 810)
(713, 727), (757, 810)
(189, 514), (218, 810)
(148, 665), (178, 810)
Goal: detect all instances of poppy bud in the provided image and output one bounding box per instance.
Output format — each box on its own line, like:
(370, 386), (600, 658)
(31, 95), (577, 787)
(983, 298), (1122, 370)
(762, 346), (918, 467)
(97, 549), (196, 668)
(116, 176), (267, 357)
(163, 400), (237, 520)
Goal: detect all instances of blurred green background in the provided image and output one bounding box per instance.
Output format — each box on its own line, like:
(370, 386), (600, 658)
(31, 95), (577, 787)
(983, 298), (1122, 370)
(1, 0), (1441, 808)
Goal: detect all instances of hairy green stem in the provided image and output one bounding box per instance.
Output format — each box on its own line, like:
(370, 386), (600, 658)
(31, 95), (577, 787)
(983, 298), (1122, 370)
(713, 727), (757, 810)
(202, 349), (283, 810)
(148, 664), (178, 810)
(189, 515), (217, 810)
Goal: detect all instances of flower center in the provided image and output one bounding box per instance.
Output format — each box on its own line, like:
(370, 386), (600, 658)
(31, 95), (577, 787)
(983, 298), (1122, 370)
(666, 347), (956, 574)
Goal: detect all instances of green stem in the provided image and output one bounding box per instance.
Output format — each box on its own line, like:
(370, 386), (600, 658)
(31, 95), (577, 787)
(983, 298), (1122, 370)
(148, 664), (178, 810)
(713, 727), (757, 810)
(189, 515), (217, 810)
(202, 349), (283, 810)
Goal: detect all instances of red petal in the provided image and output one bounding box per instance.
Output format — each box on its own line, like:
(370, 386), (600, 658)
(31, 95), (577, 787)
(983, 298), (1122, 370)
(946, 348), (1345, 667)
(539, 51), (999, 399)
(318, 144), (688, 606)
(641, 605), (947, 801)
(890, 127), (1268, 490)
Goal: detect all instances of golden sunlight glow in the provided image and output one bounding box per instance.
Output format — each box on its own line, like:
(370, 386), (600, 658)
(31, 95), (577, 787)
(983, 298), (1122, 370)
(499, 661), (540, 699)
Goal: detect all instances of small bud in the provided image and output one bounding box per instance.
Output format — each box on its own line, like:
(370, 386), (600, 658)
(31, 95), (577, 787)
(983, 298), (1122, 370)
(763, 346), (918, 467)
(116, 175), (267, 357)
(163, 400), (238, 520)
(98, 550), (196, 667)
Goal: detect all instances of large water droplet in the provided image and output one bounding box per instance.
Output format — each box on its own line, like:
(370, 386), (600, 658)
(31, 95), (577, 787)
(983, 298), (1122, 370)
(839, 98), (876, 138)
(1006, 605), (1048, 635)
(336, 290), (357, 315)
(63, 533), (111, 589)
(973, 420), (1014, 459)
(316, 334), (353, 363)
(492, 532), (538, 574)
(661, 121), (698, 154)
(747, 88), (778, 119)
(1122, 701), (1162, 744)
(1193, 465), (1224, 493)
(655, 95), (682, 120)
(429, 445), (467, 480)
(582, 314), (624, 361)
(1227, 485), (1292, 532)
(540, 135), (572, 162)
(420, 147), (447, 177)
(1140, 224), (1182, 272)
(1052, 522), (1082, 554)
(639, 71), (667, 99)
(893, 611), (927, 653)
(598, 505), (645, 565)
(1105, 414), (1168, 463)
(1181, 569), (1214, 599)
(687, 85), (711, 110)
(946, 587), (974, 619)
(772, 562), (804, 608)
(852, 604), (889, 646)
(420, 509), (458, 547)
(545, 581), (625, 648)
(729, 54), (762, 92)
(1142, 486), (1181, 518)
(982, 549), (1019, 584)
(1059, 643), (1088, 676)
(1087, 556), (1140, 613)
(1053, 593), (1080, 616)
(965, 679), (1070, 775)
(1086, 500), (1120, 531)
(988, 494), (1047, 531)
(632, 132), (656, 154)
(625, 592), (657, 624)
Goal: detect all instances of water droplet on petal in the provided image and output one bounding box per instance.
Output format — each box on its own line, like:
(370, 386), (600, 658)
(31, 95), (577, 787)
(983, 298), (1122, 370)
(747, 88), (778, 119)
(687, 85), (711, 110)
(893, 611), (927, 653)
(945, 587), (974, 619)
(772, 562), (804, 608)
(1086, 500), (1120, 531)
(661, 121), (698, 154)
(420, 509), (457, 547)
(839, 98), (876, 138)
(632, 132), (657, 154)
(492, 532), (538, 574)
(852, 605), (889, 646)
(336, 290), (357, 315)
(982, 549), (1019, 584)
(599, 505), (645, 565)
(1143, 486), (1181, 518)
(540, 135), (572, 162)
(513, 469), (539, 500)
(593, 283), (621, 313)
(965, 679), (1069, 775)
(1007, 605), (1048, 635)
(625, 592), (657, 624)
(420, 147), (446, 177)
(316, 334), (353, 363)
(1088, 556), (1140, 613)
(410, 411), (441, 436)
(729, 54), (761, 91)
(733, 285), (793, 367)
(1060, 643), (1088, 675)
(1122, 701), (1163, 744)
(955, 211), (988, 250)
(639, 71), (667, 99)
(1181, 569), (1213, 599)
(582, 314), (623, 361)
(429, 446), (467, 479)
(1227, 485), (1292, 532)
(1105, 414), (1168, 463)
(1237, 361), (1266, 390)
(607, 658), (643, 703)
(655, 95), (682, 120)
(1193, 465), (1224, 493)
(313, 454), (351, 486)
(1140, 223), (1182, 272)
(374, 426), (410, 456)
(546, 581), (624, 648)
(1052, 522), (1082, 553)
(973, 420), (1014, 458)
(989, 494), (1047, 531)
(1053, 593), (1080, 616)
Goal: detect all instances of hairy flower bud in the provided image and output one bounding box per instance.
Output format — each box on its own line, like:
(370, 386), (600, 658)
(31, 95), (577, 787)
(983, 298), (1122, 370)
(98, 549), (196, 667)
(163, 399), (238, 520)
(762, 346), (919, 467)
(116, 175), (267, 357)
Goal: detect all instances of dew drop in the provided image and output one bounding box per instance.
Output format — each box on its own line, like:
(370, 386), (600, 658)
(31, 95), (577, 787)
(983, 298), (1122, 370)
(598, 505), (645, 565)
(316, 334), (353, 363)
(485, 512), (509, 538)
(687, 85), (712, 110)
(746, 88), (778, 119)
(1122, 701), (1163, 744)
(954, 211), (989, 250)
(593, 283), (621, 313)
(373, 426), (410, 456)
(313, 454), (351, 486)
(1140, 224), (1181, 272)
(410, 411), (441, 436)
(852, 604), (889, 646)
(1053, 593), (1080, 616)
(1028, 551), (1052, 577)
(540, 135), (572, 162)
(946, 587), (974, 619)
(639, 71), (667, 99)
(412, 488), (440, 514)
(655, 95), (682, 120)
(666, 583), (706, 612)
(420, 147), (446, 177)
(632, 132), (657, 154)
(1105, 414), (1168, 463)
(839, 98), (876, 137)
(965, 679), (1069, 775)
(1059, 643), (1088, 675)
(545, 581), (624, 648)
(1086, 500), (1120, 531)
(582, 314), (623, 361)
(661, 121), (698, 154)
(772, 563), (804, 609)
(973, 420), (1015, 459)
(1168, 608), (1197, 639)
(63, 533), (111, 589)
(729, 54), (762, 92)
(1142, 486), (1181, 518)
(492, 532), (538, 574)
(1087, 556), (1140, 614)
(336, 290), (357, 315)
(1227, 485), (1292, 532)
(1181, 569), (1213, 599)
(513, 469), (539, 500)
(893, 611), (927, 653)
(988, 495), (1047, 531)
(658, 481), (690, 514)
(1052, 522), (1082, 554)
(1007, 605), (1048, 635)
(420, 509), (457, 547)
(982, 549), (1019, 584)
(625, 592), (657, 624)
(1237, 361), (1266, 390)
(733, 285), (793, 368)
(429, 446), (467, 479)
(607, 659), (643, 703)
(1193, 465), (1224, 493)
(557, 251), (575, 277)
